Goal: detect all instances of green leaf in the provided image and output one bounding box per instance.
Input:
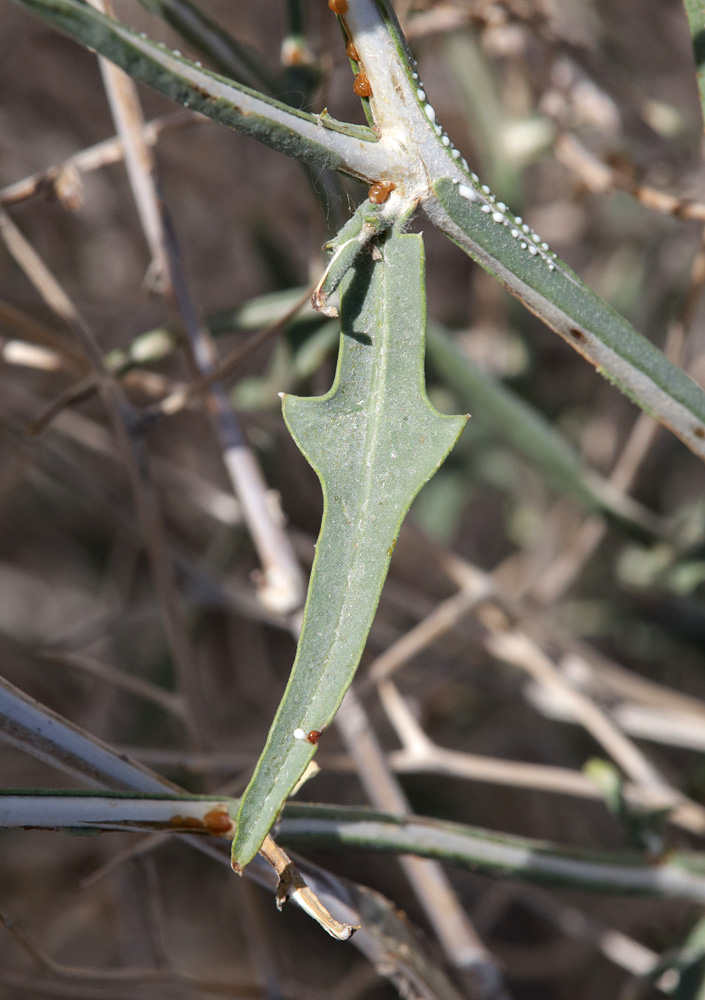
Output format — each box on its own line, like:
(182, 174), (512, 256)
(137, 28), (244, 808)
(427, 178), (705, 462)
(231, 232), (467, 868)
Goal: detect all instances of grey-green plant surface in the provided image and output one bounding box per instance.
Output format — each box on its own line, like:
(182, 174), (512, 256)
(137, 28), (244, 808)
(5, 789), (705, 905)
(232, 233), (466, 867)
(4, 0), (705, 995)
(14, 0), (705, 866)
(12, 0), (705, 457)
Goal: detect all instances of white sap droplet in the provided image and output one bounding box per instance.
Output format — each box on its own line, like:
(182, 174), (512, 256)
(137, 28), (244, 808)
(471, 173), (479, 182)
(548, 263), (556, 271)
(515, 216), (522, 224)
(424, 103), (436, 123)
(511, 229), (520, 238)
(529, 245), (538, 255)
(458, 184), (478, 202)
(173, 49), (181, 56)
(522, 224), (530, 234)
(481, 204), (491, 213)
(541, 242), (549, 251)
(417, 88), (426, 101)
(497, 202), (507, 212)
(520, 242), (527, 249)
(492, 212), (504, 223)
(452, 148), (461, 158)
(481, 185), (490, 194)
(532, 233), (541, 243)
(293, 728), (306, 740)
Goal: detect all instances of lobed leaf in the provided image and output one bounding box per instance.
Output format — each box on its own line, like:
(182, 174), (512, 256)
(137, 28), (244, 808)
(231, 232), (467, 868)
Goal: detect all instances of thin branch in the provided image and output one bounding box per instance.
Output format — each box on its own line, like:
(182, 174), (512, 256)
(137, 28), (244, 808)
(145, 285), (314, 418)
(0, 907), (261, 995)
(87, 7), (305, 613)
(0, 676), (466, 996)
(41, 649), (186, 720)
(363, 535), (705, 836)
(0, 297), (85, 367)
(0, 205), (201, 742)
(12, 0), (388, 181)
(0, 111), (201, 207)
(377, 678), (704, 835)
(4, 791), (705, 906)
(555, 132), (705, 222)
(335, 687), (508, 998)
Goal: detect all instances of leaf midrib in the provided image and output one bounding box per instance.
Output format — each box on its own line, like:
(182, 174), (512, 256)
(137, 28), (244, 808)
(303, 261), (392, 717)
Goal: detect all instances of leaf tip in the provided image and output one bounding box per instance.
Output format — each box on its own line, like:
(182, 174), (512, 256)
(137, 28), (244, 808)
(311, 288), (339, 318)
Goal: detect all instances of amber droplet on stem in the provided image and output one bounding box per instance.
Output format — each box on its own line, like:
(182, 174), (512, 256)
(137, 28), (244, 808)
(368, 181), (396, 204)
(203, 808), (232, 835)
(328, 0), (348, 14)
(345, 40), (359, 61)
(353, 72), (372, 97)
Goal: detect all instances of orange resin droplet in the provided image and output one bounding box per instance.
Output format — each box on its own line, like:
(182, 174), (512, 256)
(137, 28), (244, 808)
(346, 40), (359, 61)
(368, 181), (396, 204)
(328, 0), (348, 14)
(203, 808), (233, 835)
(353, 72), (372, 97)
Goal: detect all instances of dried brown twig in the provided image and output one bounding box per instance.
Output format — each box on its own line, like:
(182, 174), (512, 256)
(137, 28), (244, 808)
(87, 0), (305, 617)
(0, 205), (202, 742)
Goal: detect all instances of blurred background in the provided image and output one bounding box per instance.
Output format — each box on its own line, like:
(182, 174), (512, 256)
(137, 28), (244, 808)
(1, 0), (705, 997)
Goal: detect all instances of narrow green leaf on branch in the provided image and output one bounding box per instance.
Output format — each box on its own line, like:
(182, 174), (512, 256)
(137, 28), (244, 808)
(277, 803), (705, 905)
(5, 791), (705, 907)
(11, 0), (383, 180)
(232, 232), (467, 868)
(426, 177), (705, 462)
